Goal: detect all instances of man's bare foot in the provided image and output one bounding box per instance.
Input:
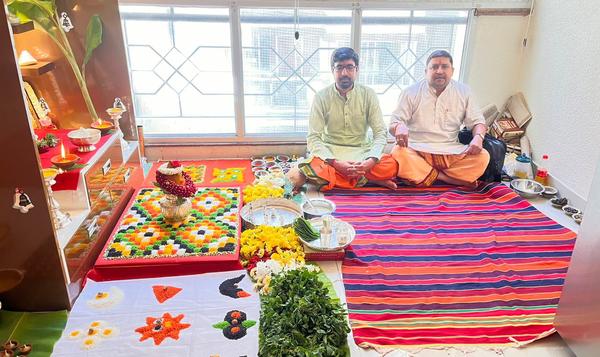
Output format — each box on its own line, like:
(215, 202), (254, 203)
(369, 179), (397, 189)
(286, 167), (307, 193)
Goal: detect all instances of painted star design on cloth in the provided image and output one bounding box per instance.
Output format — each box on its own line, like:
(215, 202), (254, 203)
(135, 312), (191, 345)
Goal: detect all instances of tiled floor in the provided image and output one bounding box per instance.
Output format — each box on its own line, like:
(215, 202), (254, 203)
(316, 188), (579, 356)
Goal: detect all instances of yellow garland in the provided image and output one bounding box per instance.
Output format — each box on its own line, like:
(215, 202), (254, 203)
(242, 184), (284, 204)
(240, 225), (305, 266)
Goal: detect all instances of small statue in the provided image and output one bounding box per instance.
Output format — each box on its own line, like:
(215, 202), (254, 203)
(61, 12), (74, 32)
(113, 97), (126, 111)
(12, 188), (34, 213)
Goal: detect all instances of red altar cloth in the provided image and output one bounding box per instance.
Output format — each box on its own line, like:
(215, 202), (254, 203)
(35, 129), (115, 191)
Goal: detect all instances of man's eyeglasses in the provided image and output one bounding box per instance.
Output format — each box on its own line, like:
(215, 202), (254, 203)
(333, 64), (357, 72)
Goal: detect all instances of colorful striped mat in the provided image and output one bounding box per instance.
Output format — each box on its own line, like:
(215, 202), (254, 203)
(327, 183), (577, 350)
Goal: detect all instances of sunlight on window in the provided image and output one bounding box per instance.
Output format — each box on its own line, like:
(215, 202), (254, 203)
(240, 9), (351, 136)
(119, 5), (468, 139)
(122, 6), (235, 136)
(361, 10), (468, 125)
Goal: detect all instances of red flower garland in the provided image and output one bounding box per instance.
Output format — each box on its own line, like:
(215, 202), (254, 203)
(155, 170), (197, 197)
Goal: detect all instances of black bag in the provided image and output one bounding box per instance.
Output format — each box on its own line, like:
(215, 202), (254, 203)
(458, 128), (506, 182)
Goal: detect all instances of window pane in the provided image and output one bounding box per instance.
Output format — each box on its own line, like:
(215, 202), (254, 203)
(361, 10), (468, 125)
(121, 6), (235, 136)
(241, 9), (351, 136)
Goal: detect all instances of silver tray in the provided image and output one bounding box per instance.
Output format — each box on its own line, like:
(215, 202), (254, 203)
(299, 217), (356, 252)
(240, 198), (302, 228)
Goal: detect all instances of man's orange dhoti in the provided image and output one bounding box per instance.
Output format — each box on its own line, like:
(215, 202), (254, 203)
(298, 154), (398, 191)
(391, 146), (489, 187)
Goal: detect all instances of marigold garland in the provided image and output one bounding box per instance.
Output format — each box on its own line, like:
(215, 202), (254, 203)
(155, 170), (196, 197)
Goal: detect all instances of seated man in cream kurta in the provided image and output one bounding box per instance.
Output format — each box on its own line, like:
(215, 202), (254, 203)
(287, 47), (398, 191)
(389, 50), (489, 187)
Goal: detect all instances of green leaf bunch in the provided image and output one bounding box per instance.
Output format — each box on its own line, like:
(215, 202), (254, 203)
(259, 269), (350, 357)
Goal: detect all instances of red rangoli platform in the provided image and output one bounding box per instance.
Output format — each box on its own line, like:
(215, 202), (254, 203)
(90, 186), (242, 281)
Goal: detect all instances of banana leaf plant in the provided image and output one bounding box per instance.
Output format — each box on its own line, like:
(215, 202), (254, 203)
(8, 0), (103, 123)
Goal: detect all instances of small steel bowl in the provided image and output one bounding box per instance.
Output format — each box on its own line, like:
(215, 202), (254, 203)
(550, 197), (568, 208)
(302, 198), (336, 219)
(67, 128), (101, 152)
(562, 205), (581, 217)
(541, 185), (558, 198)
(510, 179), (544, 199)
(572, 213), (583, 224)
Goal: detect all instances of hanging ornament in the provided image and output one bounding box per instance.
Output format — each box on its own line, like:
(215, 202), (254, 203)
(39, 97), (50, 114)
(294, 0), (300, 40)
(61, 12), (74, 32)
(13, 188), (34, 213)
(113, 97), (126, 111)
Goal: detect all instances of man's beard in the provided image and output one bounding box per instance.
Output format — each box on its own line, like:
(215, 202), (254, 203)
(338, 77), (354, 90)
(430, 76), (448, 89)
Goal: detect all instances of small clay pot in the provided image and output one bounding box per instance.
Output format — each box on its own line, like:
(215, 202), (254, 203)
(18, 344), (32, 355)
(2, 341), (17, 351)
(0, 349), (14, 357)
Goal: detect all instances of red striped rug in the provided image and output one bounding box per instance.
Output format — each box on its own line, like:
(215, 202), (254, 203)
(327, 183), (576, 349)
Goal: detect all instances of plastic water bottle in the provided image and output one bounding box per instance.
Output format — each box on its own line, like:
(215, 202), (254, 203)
(535, 154), (549, 186)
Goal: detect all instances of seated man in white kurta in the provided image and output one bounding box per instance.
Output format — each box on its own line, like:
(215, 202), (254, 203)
(389, 50), (489, 187)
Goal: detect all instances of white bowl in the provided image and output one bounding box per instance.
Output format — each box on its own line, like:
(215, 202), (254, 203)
(67, 128), (101, 152)
(572, 213), (583, 224)
(510, 179), (544, 199)
(541, 186), (558, 198)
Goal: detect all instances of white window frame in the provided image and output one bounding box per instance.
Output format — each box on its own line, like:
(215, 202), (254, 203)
(119, 0), (529, 145)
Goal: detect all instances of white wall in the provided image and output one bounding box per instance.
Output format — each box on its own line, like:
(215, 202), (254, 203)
(518, 0), (600, 202)
(464, 14), (527, 109)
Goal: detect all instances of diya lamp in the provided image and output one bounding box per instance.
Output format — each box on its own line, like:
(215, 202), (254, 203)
(106, 105), (129, 148)
(0, 349), (14, 357)
(50, 143), (80, 170)
(41, 168), (71, 229)
(90, 118), (114, 135)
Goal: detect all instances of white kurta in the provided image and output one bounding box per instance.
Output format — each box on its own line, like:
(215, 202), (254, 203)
(390, 79), (485, 155)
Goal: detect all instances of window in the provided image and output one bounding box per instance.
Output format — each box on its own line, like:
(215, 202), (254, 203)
(240, 9), (351, 136)
(360, 10), (468, 125)
(120, 4), (468, 140)
(121, 6), (235, 136)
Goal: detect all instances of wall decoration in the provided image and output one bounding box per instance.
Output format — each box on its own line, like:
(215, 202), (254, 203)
(12, 188), (34, 213)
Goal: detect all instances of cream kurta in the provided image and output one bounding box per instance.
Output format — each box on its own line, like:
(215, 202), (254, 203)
(390, 79), (485, 154)
(307, 83), (387, 162)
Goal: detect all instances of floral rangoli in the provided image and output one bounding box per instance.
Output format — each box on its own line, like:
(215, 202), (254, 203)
(152, 285), (182, 303)
(183, 164), (206, 183)
(212, 310), (256, 340)
(135, 313), (191, 345)
(211, 168), (245, 183)
(101, 187), (239, 260)
(219, 274), (251, 299)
